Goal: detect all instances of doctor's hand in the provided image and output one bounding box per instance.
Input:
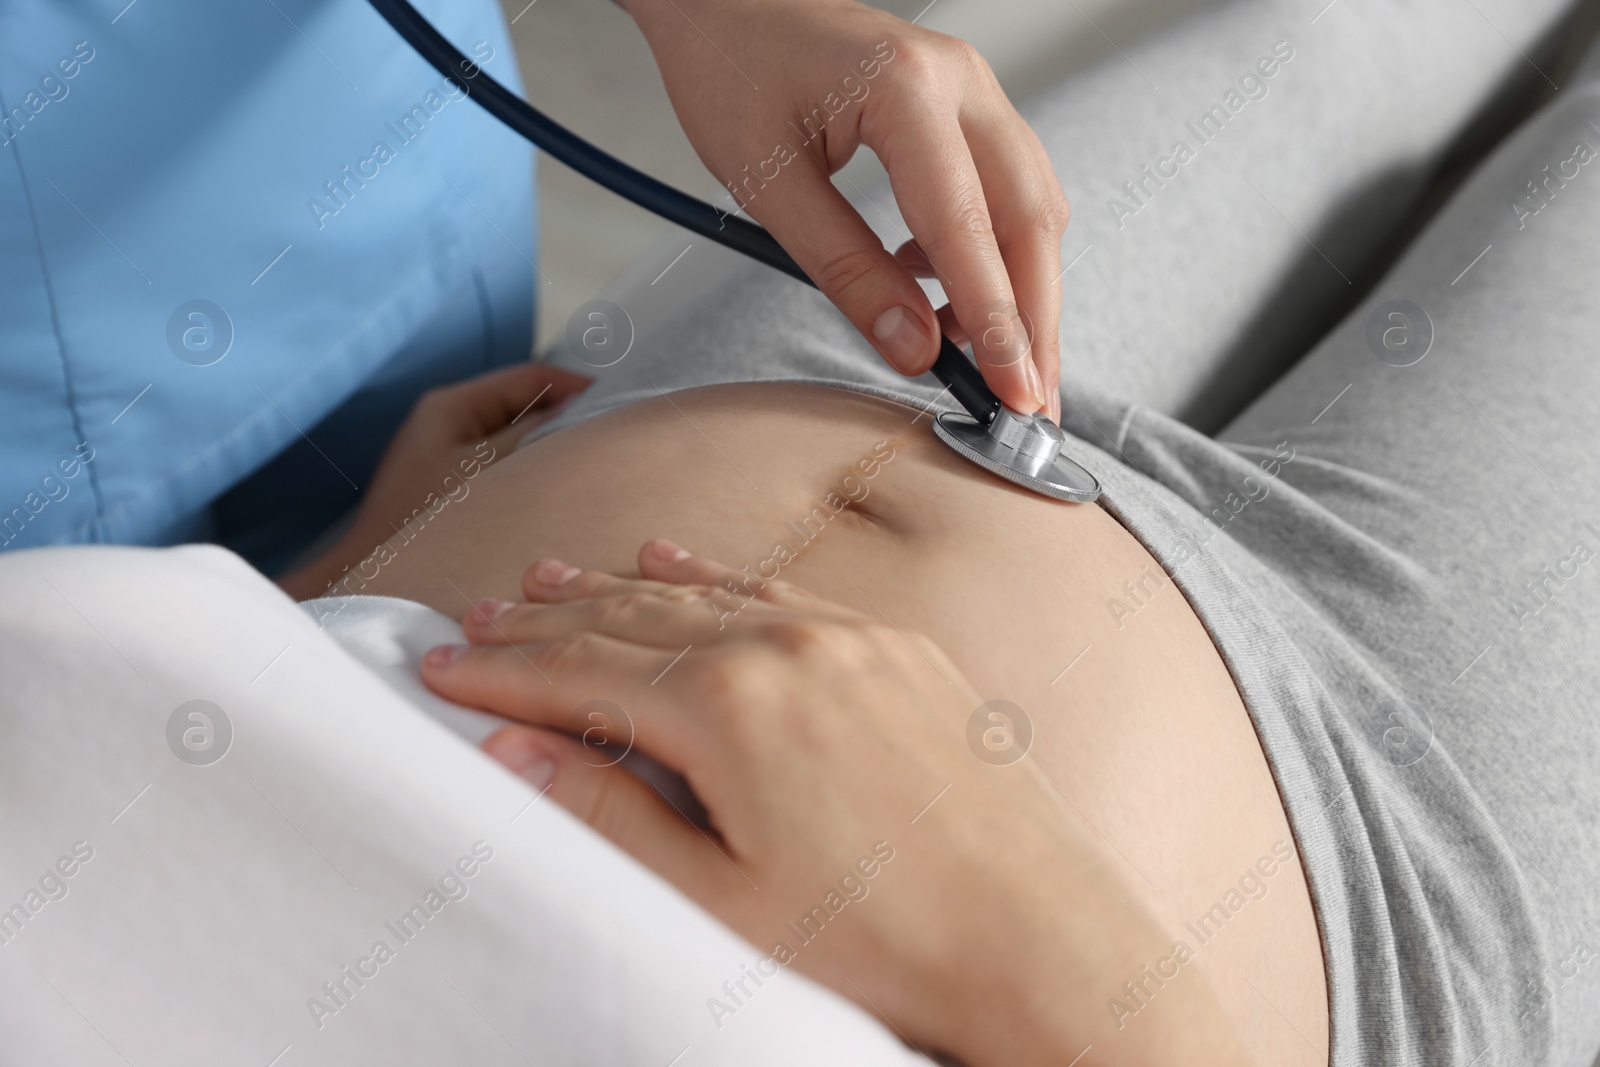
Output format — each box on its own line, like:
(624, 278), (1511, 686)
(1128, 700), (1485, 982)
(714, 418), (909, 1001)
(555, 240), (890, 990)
(420, 542), (1249, 1067)
(620, 0), (1067, 421)
(276, 361), (589, 601)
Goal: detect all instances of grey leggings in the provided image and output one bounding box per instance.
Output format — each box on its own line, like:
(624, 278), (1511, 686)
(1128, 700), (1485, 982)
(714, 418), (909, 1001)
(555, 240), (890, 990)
(537, 2), (1600, 1063)
(1042, 3), (1600, 1064)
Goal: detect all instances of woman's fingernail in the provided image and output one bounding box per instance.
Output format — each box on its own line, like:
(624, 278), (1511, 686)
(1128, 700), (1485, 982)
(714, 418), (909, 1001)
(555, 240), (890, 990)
(519, 758), (556, 791)
(424, 644), (465, 668)
(651, 538), (691, 562)
(873, 306), (929, 373)
(499, 744), (557, 791)
(473, 598), (514, 623)
(531, 558), (581, 586)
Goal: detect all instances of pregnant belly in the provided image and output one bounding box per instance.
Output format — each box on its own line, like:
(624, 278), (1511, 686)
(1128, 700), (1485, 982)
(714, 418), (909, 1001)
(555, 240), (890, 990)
(357, 382), (1328, 1062)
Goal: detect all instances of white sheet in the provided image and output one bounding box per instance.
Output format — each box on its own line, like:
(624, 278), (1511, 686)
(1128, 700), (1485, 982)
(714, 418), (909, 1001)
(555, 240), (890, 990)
(0, 544), (921, 1066)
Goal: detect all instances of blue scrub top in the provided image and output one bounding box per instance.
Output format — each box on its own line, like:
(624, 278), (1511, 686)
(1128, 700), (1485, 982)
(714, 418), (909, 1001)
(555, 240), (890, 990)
(0, 0), (536, 566)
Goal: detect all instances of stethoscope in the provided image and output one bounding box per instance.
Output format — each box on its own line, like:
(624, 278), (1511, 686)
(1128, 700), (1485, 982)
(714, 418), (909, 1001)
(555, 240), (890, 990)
(366, 0), (1100, 505)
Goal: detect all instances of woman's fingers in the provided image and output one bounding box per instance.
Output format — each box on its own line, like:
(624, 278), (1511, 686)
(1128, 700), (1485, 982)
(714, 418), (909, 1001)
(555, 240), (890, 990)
(421, 635), (701, 770)
(468, 542), (824, 648)
(464, 588), (736, 650)
(482, 724), (734, 899)
(485, 393), (567, 457)
(425, 360), (592, 442)
(520, 557), (663, 603)
(519, 538), (821, 612)
(635, 538), (815, 606)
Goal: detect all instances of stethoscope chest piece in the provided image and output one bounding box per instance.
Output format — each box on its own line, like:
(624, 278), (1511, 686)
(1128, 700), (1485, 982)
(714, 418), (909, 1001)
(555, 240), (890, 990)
(933, 407), (1101, 504)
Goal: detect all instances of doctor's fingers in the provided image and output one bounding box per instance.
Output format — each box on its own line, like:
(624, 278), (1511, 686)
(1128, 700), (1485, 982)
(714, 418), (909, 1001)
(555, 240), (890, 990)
(745, 160), (942, 380)
(481, 723), (739, 903)
(864, 50), (1043, 415)
(962, 105), (1069, 424)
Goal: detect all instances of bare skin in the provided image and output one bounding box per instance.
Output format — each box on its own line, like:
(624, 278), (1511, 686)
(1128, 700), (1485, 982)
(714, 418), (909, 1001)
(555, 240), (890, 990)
(335, 381), (1329, 1065)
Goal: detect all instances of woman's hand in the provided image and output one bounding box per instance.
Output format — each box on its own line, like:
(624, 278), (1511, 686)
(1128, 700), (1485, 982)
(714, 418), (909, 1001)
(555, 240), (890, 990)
(276, 362), (589, 600)
(621, 0), (1067, 421)
(420, 542), (1249, 1067)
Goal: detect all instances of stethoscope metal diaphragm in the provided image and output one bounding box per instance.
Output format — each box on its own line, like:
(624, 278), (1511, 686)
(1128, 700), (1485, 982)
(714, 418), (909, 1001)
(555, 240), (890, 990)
(932, 406), (1101, 504)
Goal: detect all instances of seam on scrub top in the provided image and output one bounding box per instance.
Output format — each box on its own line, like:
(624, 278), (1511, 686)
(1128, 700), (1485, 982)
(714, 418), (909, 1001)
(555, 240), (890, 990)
(0, 85), (106, 539)
(470, 265), (495, 370)
(47, 251), (466, 546)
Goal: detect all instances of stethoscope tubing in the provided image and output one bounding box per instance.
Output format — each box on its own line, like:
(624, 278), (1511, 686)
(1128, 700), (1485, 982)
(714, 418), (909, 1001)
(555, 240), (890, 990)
(364, 0), (1000, 425)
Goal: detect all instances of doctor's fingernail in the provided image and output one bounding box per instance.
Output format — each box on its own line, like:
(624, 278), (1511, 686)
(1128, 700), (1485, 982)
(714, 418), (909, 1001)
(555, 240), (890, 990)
(873, 306), (929, 373)
(532, 558), (582, 586)
(650, 538), (692, 562)
(1023, 361), (1047, 410)
(424, 644), (465, 668)
(473, 598), (514, 623)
